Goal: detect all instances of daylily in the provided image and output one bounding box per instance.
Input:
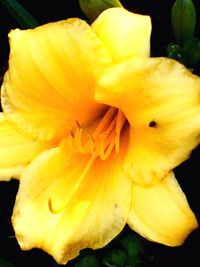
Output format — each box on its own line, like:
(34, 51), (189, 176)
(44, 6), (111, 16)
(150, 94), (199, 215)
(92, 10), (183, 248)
(1, 7), (200, 264)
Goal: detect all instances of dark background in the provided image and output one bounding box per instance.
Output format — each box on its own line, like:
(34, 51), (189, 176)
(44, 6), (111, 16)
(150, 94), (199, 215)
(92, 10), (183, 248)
(0, 1), (200, 266)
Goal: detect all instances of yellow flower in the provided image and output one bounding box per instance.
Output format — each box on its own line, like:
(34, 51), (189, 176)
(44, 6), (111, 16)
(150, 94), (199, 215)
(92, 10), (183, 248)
(0, 7), (200, 264)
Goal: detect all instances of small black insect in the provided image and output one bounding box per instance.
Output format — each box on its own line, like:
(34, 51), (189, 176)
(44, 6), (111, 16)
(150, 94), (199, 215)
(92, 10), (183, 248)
(149, 120), (157, 128)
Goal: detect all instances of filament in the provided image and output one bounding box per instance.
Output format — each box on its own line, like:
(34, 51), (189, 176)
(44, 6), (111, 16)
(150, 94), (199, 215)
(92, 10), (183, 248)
(69, 107), (127, 160)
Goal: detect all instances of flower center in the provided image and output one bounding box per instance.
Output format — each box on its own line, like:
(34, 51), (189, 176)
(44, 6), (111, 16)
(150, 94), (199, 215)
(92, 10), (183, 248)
(48, 107), (128, 214)
(69, 106), (127, 160)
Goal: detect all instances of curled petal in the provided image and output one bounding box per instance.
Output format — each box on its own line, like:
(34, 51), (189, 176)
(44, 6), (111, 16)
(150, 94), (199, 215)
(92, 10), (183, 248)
(127, 172), (198, 246)
(92, 7), (151, 62)
(0, 113), (50, 180)
(12, 129), (131, 264)
(2, 19), (111, 142)
(96, 57), (200, 185)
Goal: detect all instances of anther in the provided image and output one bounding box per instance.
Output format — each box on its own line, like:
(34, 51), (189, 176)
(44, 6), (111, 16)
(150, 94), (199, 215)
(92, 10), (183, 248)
(48, 198), (62, 214)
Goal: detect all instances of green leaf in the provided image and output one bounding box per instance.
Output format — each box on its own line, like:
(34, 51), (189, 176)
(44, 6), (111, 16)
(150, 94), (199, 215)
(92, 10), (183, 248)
(0, 257), (16, 267)
(183, 37), (200, 66)
(0, 0), (39, 28)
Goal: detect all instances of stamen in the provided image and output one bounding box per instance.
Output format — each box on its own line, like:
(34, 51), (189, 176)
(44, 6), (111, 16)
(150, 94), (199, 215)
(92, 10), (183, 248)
(69, 107), (127, 160)
(77, 155), (96, 186)
(115, 110), (127, 153)
(99, 118), (117, 160)
(75, 127), (96, 155)
(68, 130), (76, 151)
(92, 107), (116, 139)
(100, 137), (115, 160)
(48, 198), (62, 214)
(48, 155), (96, 214)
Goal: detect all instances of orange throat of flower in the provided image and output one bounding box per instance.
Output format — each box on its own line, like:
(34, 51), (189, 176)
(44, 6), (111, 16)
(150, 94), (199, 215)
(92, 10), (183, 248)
(48, 107), (128, 214)
(69, 106), (128, 161)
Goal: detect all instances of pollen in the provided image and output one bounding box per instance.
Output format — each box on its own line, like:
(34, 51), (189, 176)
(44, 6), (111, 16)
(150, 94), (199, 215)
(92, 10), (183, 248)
(69, 107), (127, 160)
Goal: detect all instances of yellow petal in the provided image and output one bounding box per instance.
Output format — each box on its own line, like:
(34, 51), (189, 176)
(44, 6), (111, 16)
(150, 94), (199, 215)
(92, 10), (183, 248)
(92, 7), (151, 62)
(96, 57), (200, 185)
(2, 19), (112, 142)
(127, 172), (198, 246)
(12, 130), (131, 264)
(0, 113), (51, 180)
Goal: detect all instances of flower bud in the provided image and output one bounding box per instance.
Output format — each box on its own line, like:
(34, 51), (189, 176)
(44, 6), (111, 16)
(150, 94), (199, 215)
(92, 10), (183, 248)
(183, 37), (200, 66)
(79, 0), (123, 21)
(167, 43), (185, 64)
(103, 249), (127, 267)
(75, 255), (100, 267)
(171, 0), (196, 46)
(120, 234), (141, 265)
